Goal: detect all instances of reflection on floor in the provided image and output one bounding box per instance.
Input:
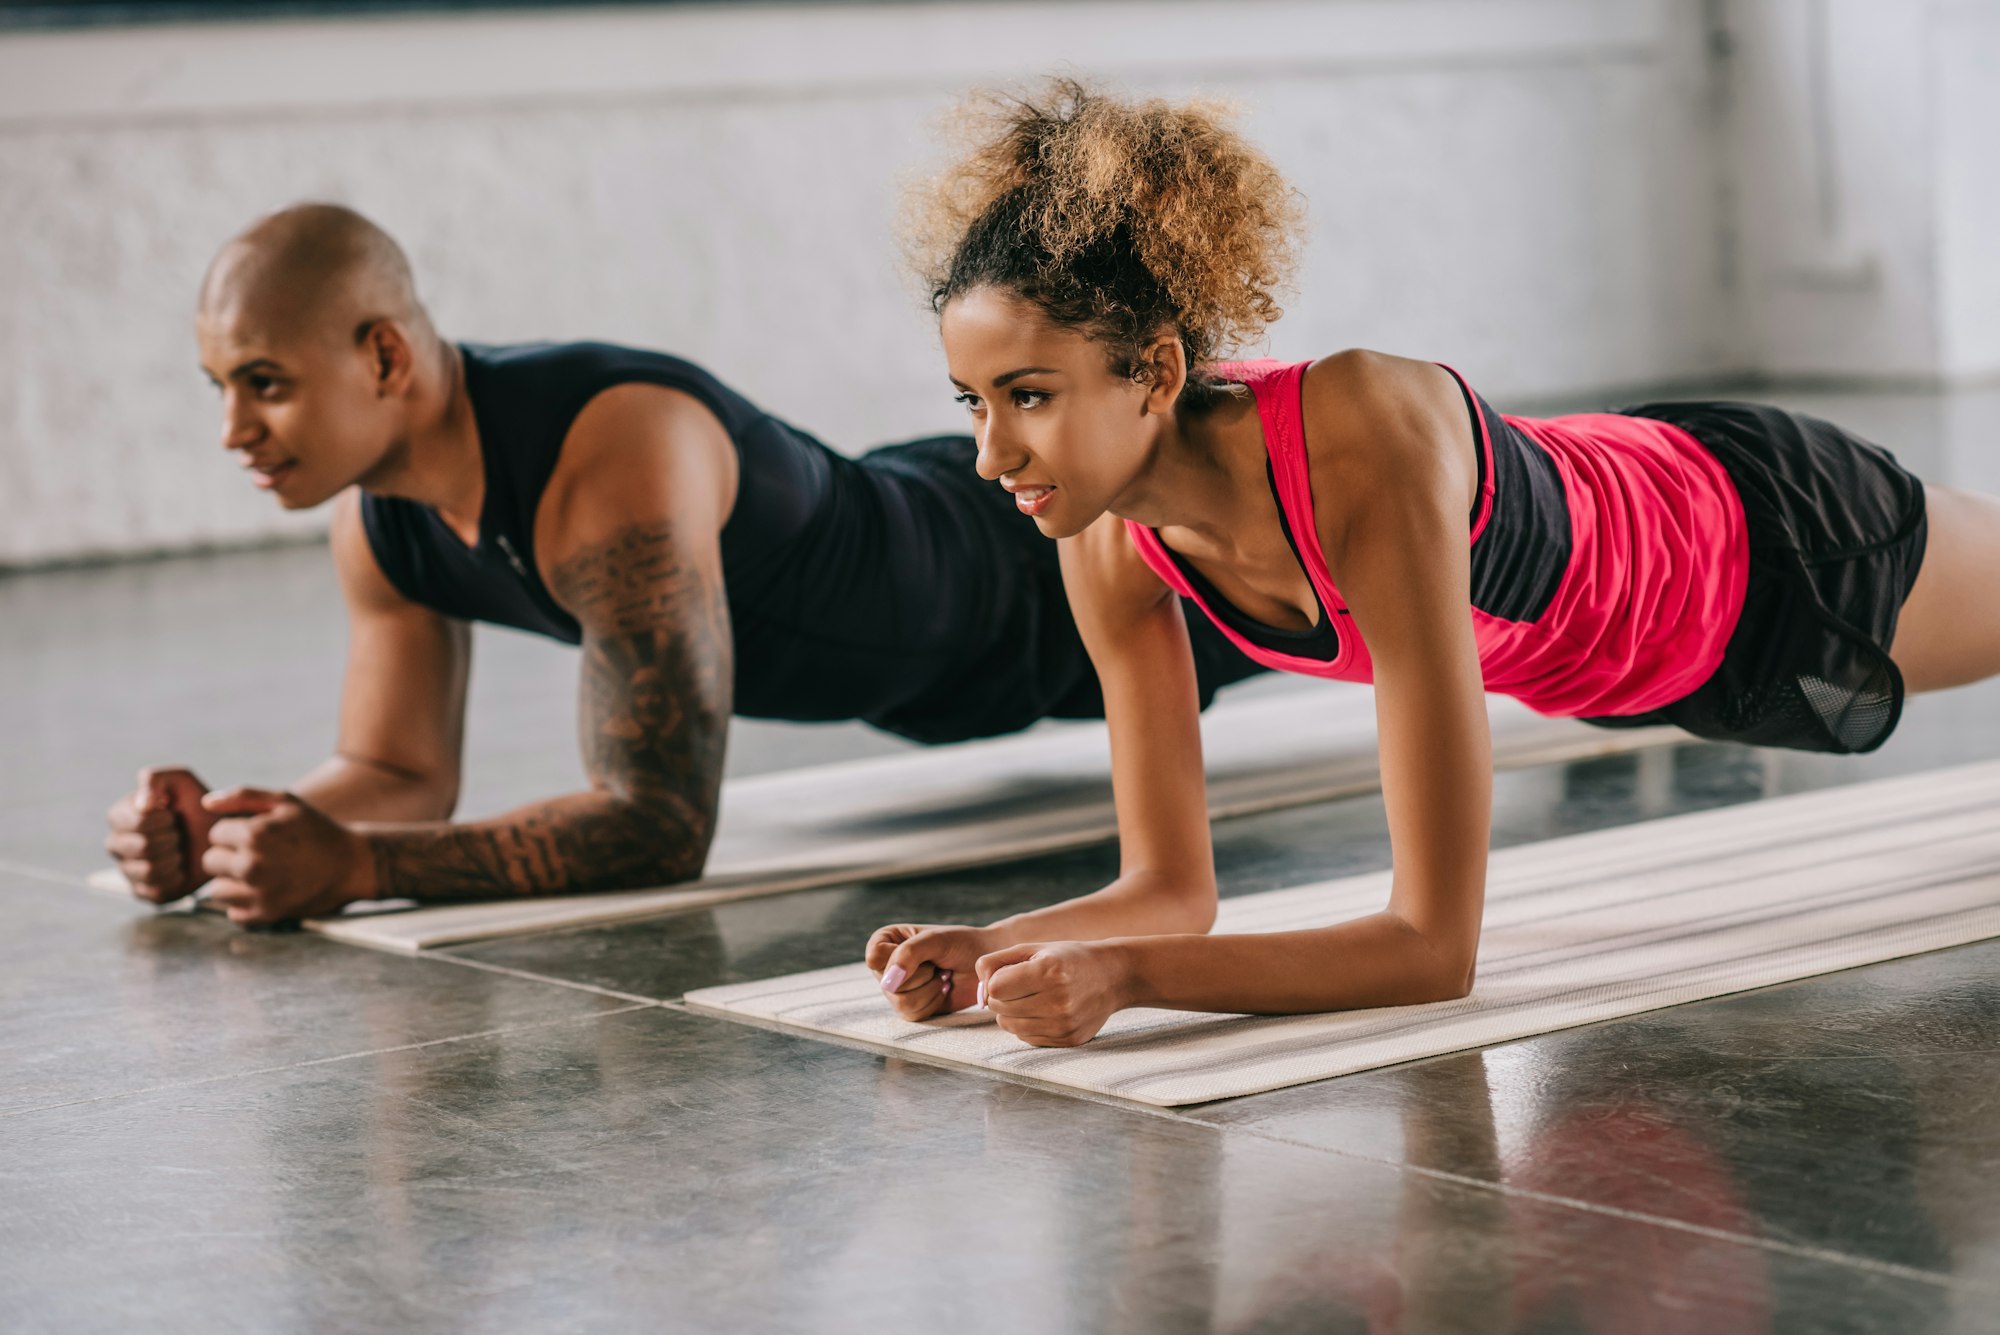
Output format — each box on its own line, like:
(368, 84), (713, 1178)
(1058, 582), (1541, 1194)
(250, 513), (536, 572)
(4, 384), (1999, 1331)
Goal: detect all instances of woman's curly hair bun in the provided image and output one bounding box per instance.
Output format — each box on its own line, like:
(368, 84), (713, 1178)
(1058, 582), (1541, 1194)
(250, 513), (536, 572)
(909, 77), (1303, 391)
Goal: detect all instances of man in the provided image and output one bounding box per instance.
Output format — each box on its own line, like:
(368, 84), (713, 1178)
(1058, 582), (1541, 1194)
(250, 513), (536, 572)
(103, 204), (1260, 925)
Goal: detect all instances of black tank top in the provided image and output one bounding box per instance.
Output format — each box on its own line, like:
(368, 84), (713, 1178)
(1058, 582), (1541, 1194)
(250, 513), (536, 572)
(361, 342), (1101, 740)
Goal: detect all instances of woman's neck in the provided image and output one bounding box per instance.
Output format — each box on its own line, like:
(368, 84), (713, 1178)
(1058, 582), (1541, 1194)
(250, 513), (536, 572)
(1113, 388), (1272, 556)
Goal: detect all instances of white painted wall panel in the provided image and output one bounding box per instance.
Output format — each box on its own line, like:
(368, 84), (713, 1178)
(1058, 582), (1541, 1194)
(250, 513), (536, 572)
(1719, 0), (2000, 388)
(1, 0), (1721, 565)
(1722, 0), (1942, 381)
(1936, 2), (2000, 379)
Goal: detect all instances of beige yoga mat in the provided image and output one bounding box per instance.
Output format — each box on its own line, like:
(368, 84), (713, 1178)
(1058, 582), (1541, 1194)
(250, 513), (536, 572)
(685, 759), (2000, 1107)
(90, 688), (1673, 953)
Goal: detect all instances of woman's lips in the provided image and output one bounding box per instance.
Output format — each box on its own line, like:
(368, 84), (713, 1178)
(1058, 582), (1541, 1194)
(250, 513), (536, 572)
(1011, 485), (1056, 517)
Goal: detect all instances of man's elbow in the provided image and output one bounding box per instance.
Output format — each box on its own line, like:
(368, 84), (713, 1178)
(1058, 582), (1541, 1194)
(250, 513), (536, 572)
(612, 796), (716, 889)
(656, 842), (710, 886)
(631, 834), (712, 891)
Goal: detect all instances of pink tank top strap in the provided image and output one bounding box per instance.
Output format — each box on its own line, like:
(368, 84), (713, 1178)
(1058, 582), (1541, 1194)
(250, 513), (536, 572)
(1233, 361), (1336, 602)
(1215, 359), (1348, 624)
(1205, 358), (1497, 608)
(1435, 363), (1499, 541)
(1124, 358), (1368, 680)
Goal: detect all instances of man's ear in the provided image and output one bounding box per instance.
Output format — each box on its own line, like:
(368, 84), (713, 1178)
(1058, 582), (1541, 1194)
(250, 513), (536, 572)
(1138, 330), (1188, 415)
(357, 318), (416, 396)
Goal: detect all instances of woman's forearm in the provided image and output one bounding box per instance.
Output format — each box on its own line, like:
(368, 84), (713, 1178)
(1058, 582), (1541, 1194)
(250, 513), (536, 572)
(986, 868), (1216, 949)
(1109, 910), (1477, 1015)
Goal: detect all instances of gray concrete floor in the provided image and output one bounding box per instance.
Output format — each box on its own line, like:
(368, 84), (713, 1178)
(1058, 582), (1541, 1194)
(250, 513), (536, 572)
(4, 385), (2000, 1332)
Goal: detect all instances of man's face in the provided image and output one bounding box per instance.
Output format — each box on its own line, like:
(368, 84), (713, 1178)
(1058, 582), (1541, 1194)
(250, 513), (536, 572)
(195, 309), (398, 510)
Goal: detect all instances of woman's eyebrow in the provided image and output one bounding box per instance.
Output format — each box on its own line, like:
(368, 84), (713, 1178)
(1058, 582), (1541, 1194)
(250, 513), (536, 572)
(993, 366), (1059, 386)
(948, 366), (1062, 391)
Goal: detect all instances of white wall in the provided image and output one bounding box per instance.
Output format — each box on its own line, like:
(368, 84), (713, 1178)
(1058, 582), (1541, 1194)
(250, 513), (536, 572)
(1936, 0), (2000, 380)
(10, 0), (1997, 569)
(1721, 0), (2000, 384)
(0, 0), (1727, 566)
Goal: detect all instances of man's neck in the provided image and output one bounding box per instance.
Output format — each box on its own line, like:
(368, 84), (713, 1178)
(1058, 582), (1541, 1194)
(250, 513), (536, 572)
(367, 341), (486, 544)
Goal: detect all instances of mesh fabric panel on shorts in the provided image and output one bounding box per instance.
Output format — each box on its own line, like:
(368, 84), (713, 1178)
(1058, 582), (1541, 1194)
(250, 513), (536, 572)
(1701, 586), (1903, 754)
(1799, 670), (1897, 753)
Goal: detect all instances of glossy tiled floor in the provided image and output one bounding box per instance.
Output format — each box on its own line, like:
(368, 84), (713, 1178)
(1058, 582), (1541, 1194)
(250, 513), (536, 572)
(5, 385), (2000, 1332)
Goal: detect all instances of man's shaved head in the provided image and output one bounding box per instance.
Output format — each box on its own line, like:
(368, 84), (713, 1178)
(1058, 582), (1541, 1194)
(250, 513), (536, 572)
(197, 204), (451, 511)
(199, 203), (430, 349)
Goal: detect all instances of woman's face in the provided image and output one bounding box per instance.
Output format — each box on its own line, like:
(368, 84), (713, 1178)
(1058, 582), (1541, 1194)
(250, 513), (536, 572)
(940, 286), (1168, 539)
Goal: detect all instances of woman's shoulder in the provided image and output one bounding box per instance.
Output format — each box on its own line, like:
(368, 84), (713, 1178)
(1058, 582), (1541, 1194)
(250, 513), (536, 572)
(1300, 348), (1443, 414)
(1299, 349), (1468, 468)
(1293, 349), (1482, 539)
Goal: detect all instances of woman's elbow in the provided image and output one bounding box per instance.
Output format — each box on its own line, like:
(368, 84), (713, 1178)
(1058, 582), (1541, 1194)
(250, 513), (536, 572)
(1420, 965), (1475, 1004)
(1420, 945), (1478, 1002)
(1120, 865), (1217, 934)
(1166, 881), (1219, 934)
(1389, 915), (1478, 1003)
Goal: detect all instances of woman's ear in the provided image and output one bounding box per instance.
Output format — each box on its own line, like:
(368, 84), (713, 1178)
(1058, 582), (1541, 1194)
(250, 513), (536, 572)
(1138, 330), (1188, 415)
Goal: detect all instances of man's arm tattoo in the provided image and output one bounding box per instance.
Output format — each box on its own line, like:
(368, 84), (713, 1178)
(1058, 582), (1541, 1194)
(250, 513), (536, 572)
(368, 521), (732, 900)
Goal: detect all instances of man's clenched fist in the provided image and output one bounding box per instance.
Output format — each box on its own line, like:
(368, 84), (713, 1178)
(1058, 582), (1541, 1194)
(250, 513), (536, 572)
(104, 767), (215, 905)
(197, 787), (376, 926)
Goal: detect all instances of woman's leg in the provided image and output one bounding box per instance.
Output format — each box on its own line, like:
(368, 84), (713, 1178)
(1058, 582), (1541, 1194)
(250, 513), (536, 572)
(1891, 484), (2000, 693)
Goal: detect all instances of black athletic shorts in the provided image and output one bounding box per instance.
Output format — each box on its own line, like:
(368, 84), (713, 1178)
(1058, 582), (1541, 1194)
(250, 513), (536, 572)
(1581, 401), (1928, 754)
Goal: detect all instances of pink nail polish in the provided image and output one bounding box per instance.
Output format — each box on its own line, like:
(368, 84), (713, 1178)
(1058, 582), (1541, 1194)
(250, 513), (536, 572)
(976, 979), (988, 1008)
(880, 965), (909, 993)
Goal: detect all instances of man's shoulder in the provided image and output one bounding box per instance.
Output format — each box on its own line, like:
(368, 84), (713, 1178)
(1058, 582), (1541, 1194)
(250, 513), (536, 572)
(462, 340), (705, 393)
(465, 340), (759, 442)
(539, 383), (739, 561)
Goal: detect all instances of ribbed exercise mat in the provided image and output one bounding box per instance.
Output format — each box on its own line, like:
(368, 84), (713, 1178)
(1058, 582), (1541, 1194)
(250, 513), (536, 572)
(89, 689), (1670, 952)
(686, 760), (2000, 1107)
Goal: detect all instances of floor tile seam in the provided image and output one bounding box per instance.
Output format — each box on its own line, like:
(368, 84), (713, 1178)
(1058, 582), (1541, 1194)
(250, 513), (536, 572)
(657, 998), (1993, 1294)
(1206, 1119), (1982, 1293)
(0, 857), (91, 888)
(417, 949), (675, 1007)
(660, 1004), (1979, 1292)
(0, 1002), (656, 1121)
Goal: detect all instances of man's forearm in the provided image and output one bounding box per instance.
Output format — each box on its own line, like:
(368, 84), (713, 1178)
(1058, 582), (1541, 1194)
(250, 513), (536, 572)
(294, 754), (456, 825)
(345, 514), (733, 906)
(356, 787), (713, 902)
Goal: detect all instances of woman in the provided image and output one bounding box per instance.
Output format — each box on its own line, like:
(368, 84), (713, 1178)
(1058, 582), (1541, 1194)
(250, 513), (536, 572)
(864, 79), (2000, 1045)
